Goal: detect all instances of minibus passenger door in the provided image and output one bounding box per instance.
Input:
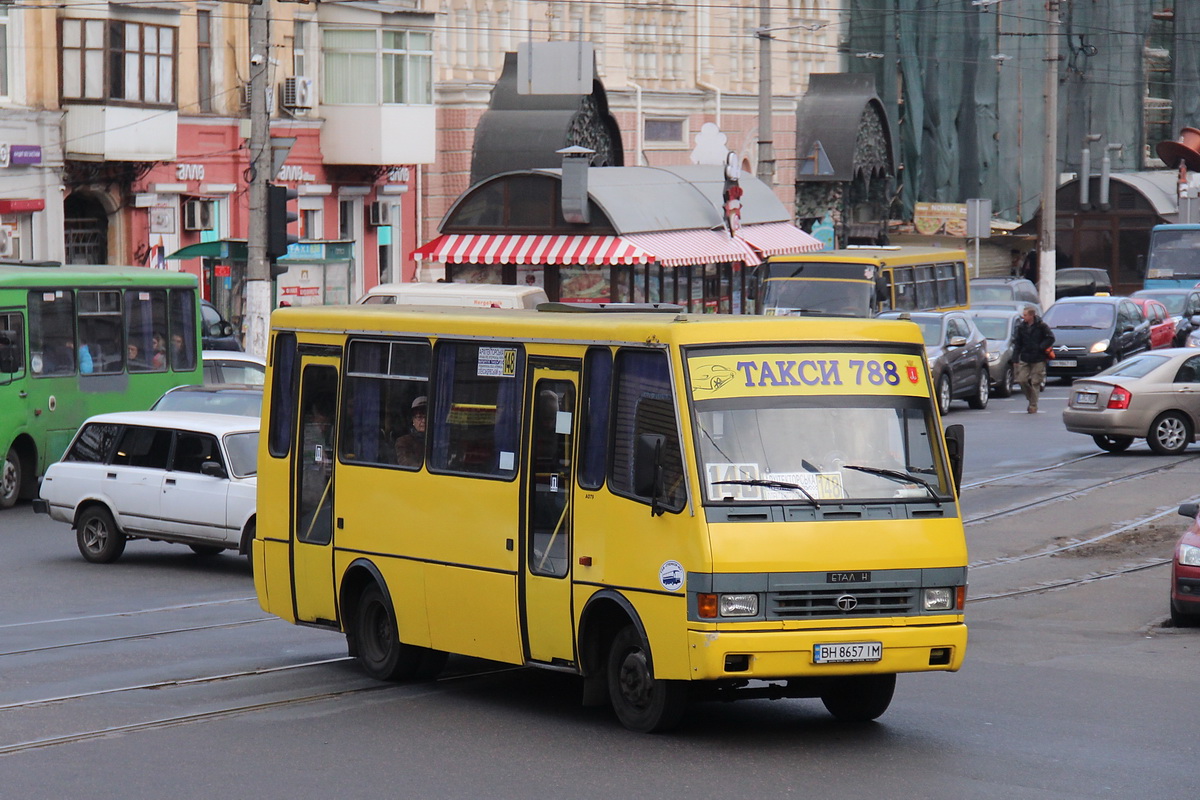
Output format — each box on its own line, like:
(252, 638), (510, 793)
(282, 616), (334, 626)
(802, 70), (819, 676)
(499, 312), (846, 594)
(521, 366), (579, 665)
(292, 360), (340, 625)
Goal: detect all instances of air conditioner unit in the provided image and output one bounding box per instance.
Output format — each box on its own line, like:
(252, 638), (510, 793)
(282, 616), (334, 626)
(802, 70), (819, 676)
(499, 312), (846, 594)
(0, 229), (12, 258)
(367, 201), (390, 227)
(282, 76), (314, 109)
(184, 199), (215, 231)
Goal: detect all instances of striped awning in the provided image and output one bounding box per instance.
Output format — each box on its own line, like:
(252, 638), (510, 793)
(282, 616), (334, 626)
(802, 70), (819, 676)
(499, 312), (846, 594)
(412, 233), (654, 266)
(412, 229), (761, 267)
(734, 222), (823, 257)
(618, 229), (760, 267)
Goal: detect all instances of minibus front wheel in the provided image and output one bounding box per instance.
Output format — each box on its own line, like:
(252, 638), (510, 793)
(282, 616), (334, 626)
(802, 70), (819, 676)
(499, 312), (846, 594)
(820, 673), (896, 722)
(606, 625), (687, 733)
(353, 583), (446, 682)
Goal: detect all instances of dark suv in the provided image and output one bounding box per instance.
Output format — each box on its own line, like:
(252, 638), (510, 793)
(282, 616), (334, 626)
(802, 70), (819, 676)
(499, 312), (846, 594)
(1043, 296), (1151, 379)
(201, 300), (241, 351)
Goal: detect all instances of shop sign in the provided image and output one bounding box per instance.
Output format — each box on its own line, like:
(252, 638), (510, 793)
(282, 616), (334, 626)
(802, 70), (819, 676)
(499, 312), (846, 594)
(0, 145), (42, 168)
(914, 202), (968, 236)
(177, 164), (206, 181)
(0, 199), (46, 213)
(214, 265), (232, 277)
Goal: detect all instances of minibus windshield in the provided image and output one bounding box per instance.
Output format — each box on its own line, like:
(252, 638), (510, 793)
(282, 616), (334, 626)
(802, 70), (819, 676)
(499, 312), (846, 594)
(688, 348), (949, 504)
(762, 278), (873, 317)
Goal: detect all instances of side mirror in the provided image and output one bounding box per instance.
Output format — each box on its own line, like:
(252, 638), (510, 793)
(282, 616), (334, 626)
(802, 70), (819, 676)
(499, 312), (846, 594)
(633, 433), (665, 516)
(947, 336), (968, 348)
(1179, 502), (1198, 519)
(209, 321), (234, 337)
(201, 460), (227, 479)
(943, 423), (965, 495)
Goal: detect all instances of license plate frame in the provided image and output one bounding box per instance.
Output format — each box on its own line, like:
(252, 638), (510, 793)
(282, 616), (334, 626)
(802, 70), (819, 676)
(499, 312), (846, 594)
(813, 641), (883, 664)
(1073, 391), (1098, 406)
(1049, 359), (1077, 368)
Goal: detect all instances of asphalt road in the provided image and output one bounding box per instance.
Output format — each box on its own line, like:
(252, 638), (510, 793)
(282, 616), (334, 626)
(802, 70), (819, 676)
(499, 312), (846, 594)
(0, 385), (1194, 798)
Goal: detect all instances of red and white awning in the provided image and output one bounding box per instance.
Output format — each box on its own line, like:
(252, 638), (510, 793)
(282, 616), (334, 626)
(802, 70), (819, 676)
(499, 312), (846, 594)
(411, 230), (761, 267)
(412, 233), (653, 266)
(734, 222), (823, 257)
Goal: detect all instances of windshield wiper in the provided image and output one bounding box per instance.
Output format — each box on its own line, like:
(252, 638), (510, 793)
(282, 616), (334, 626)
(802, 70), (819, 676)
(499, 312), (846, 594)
(711, 479), (820, 508)
(843, 465), (943, 506)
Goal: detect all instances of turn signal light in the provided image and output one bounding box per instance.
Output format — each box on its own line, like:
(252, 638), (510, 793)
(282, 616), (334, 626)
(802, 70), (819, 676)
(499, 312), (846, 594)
(698, 593), (718, 619)
(1107, 385), (1132, 409)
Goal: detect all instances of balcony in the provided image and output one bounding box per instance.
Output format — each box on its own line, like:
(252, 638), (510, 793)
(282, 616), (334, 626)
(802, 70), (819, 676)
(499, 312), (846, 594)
(320, 105), (435, 165)
(63, 105), (177, 161)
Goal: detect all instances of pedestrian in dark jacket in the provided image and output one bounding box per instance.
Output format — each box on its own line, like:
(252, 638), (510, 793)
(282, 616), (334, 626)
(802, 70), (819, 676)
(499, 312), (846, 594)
(1012, 307), (1055, 413)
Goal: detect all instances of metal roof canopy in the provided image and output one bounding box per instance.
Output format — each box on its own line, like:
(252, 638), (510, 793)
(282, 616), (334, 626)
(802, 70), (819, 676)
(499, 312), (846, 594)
(167, 239), (356, 264)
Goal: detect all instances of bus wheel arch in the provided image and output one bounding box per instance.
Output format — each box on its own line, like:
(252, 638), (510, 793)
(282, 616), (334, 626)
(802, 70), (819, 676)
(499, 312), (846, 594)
(340, 560), (445, 682)
(2, 435), (36, 508)
(238, 517), (256, 563)
(578, 591), (647, 684)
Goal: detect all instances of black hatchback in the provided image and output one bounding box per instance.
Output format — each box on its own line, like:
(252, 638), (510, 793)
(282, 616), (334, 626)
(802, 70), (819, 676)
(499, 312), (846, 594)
(1044, 296), (1151, 379)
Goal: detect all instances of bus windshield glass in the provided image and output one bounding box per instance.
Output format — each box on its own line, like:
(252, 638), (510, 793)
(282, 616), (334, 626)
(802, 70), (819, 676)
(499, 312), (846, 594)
(687, 349), (950, 504)
(1147, 228), (1200, 280)
(761, 277), (873, 317)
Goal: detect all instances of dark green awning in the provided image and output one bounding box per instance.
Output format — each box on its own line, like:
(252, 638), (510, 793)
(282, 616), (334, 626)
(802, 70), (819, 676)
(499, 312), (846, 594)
(166, 239), (248, 261)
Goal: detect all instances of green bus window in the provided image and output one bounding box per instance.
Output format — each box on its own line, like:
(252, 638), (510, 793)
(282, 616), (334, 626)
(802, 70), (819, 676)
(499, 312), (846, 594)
(268, 332), (298, 458)
(169, 290), (198, 372)
(340, 338), (431, 469)
(609, 349), (685, 513)
(78, 289), (123, 375)
(28, 290), (76, 376)
(578, 347), (612, 490)
(429, 341), (524, 479)
(0, 312), (25, 377)
(125, 289), (168, 372)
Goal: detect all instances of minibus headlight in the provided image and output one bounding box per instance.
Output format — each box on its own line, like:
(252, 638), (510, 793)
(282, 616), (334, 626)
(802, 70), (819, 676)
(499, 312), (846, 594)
(923, 587), (954, 611)
(719, 593), (759, 617)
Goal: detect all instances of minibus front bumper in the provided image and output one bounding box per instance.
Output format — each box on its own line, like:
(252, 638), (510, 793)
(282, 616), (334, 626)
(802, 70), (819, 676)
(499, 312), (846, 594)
(685, 621), (967, 681)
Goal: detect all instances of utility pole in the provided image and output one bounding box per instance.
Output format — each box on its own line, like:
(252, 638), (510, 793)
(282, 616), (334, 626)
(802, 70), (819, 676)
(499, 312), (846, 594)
(1037, 0), (1061, 312)
(756, 0), (774, 185)
(244, 2), (272, 359)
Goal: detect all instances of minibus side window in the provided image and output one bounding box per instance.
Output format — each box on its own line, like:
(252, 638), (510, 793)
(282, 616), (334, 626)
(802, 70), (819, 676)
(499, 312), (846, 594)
(579, 347), (613, 490)
(169, 289), (198, 372)
(609, 349), (686, 513)
(268, 332), (298, 458)
(429, 341), (524, 479)
(78, 289), (124, 374)
(124, 289), (168, 373)
(0, 312), (25, 377)
(28, 289), (76, 376)
(340, 339), (430, 469)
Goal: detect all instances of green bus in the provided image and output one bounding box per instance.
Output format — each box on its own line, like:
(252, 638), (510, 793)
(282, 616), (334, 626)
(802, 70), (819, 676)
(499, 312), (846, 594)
(0, 263), (204, 508)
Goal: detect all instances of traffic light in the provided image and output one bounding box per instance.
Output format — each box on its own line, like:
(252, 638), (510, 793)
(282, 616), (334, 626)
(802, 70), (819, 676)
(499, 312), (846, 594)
(266, 183), (299, 273)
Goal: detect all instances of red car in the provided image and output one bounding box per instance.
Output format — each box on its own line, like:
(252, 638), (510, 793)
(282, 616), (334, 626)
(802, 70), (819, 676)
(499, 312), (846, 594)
(1130, 297), (1176, 349)
(1171, 502), (1200, 626)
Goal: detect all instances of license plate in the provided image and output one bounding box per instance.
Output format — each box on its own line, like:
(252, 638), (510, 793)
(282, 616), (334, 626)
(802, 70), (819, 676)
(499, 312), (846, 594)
(1049, 359), (1076, 367)
(1074, 391), (1098, 406)
(813, 641), (883, 664)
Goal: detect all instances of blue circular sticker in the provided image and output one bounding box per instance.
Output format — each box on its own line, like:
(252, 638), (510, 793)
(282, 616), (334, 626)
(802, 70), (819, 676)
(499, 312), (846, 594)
(659, 560), (684, 592)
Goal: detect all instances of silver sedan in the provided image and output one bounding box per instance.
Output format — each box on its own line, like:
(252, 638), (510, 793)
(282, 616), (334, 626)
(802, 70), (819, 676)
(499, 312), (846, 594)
(1062, 348), (1200, 454)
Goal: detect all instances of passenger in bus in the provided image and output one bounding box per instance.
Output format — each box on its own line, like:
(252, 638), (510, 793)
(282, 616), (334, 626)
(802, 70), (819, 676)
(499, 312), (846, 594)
(151, 332), (167, 369)
(394, 396), (427, 467)
(170, 332), (187, 366)
(127, 343), (148, 370)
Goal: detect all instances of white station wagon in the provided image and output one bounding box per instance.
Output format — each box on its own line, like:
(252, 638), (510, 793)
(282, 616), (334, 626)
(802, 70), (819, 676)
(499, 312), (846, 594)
(34, 411), (259, 564)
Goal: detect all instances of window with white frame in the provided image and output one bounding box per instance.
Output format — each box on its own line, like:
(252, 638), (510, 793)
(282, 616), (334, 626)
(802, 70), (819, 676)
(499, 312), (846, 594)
(322, 27), (432, 105)
(0, 6), (10, 98)
(644, 118), (687, 148)
(61, 18), (176, 105)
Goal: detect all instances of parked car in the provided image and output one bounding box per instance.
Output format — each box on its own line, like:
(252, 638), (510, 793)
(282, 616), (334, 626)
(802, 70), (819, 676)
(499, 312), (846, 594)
(879, 310), (990, 414)
(1171, 502), (1200, 627)
(201, 299), (241, 351)
(969, 308), (1022, 397)
(970, 277), (1041, 310)
(1043, 296), (1151, 379)
(202, 350), (265, 385)
(1062, 349), (1200, 454)
(1131, 287), (1200, 346)
(1128, 297), (1176, 349)
(1055, 268), (1112, 299)
(32, 411), (259, 563)
(152, 384), (263, 417)
(358, 282), (548, 308)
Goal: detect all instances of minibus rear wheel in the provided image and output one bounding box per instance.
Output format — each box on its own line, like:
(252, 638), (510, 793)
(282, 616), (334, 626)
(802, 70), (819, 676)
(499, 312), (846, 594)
(353, 583), (433, 681)
(606, 625), (687, 733)
(820, 673), (896, 722)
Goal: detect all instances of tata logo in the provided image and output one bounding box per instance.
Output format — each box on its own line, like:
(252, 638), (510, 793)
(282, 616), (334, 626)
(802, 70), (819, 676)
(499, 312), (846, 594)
(835, 594), (859, 612)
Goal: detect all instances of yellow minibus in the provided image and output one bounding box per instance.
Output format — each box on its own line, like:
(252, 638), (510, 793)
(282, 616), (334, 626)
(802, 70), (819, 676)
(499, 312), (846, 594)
(760, 246), (970, 317)
(254, 304), (968, 731)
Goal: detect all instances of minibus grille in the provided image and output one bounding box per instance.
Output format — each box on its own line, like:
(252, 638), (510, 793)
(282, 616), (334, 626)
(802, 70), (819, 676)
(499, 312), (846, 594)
(769, 587), (916, 618)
